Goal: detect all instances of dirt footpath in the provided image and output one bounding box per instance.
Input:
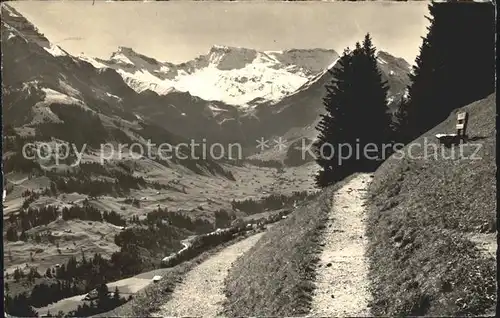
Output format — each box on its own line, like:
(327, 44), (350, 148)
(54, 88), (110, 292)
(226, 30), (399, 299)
(152, 232), (265, 317)
(309, 173), (372, 317)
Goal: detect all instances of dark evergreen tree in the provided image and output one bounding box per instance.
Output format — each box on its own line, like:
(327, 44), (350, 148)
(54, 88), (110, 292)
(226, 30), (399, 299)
(113, 286), (121, 305)
(314, 34), (392, 187)
(6, 226), (18, 241)
(20, 230), (28, 241)
(314, 48), (355, 187)
(350, 34), (393, 161)
(392, 96), (411, 143)
(396, 1), (495, 142)
(66, 256), (78, 279)
(13, 268), (22, 282)
(5, 293), (38, 317)
(96, 283), (110, 310)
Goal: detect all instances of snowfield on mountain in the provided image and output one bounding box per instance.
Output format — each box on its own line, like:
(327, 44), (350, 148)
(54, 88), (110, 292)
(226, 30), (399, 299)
(87, 46), (340, 107)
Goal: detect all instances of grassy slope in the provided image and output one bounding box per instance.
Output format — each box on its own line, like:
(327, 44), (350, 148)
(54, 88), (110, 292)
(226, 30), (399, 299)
(366, 93), (497, 316)
(222, 176), (357, 316)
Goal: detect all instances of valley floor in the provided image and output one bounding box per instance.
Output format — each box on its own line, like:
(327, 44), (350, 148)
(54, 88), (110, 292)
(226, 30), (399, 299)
(3, 162), (317, 282)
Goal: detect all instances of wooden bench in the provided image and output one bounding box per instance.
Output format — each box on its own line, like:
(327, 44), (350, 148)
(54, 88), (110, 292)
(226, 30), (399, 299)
(435, 111), (469, 147)
(456, 111), (469, 138)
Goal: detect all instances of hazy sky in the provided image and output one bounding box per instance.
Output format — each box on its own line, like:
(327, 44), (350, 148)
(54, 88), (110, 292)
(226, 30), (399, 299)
(10, 1), (430, 64)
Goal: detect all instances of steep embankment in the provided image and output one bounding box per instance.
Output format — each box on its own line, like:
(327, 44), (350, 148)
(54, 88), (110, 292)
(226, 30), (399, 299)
(366, 93), (497, 316)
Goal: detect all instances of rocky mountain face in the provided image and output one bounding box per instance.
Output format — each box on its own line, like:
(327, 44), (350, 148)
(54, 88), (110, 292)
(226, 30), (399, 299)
(376, 51), (412, 106)
(2, 5), (232, 147)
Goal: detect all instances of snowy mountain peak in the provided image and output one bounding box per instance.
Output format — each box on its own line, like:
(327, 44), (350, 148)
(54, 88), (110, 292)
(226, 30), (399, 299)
(110, 47), (137, 65)
(116, 46), (136, 53)
(108, 46), (163, 67)
(205, 45), (258, 70)
(80, 45), (340, 108)
(43, 43), (68, 57)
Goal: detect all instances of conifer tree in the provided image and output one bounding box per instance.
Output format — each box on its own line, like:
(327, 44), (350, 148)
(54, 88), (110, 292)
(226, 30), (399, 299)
(6, 227), (18, 241)
(97, 283), (110, 310)
(314, 34), (392, 187)
(396, 1), (495, 142)
(351, 34), (392, 162)
(5, 293), (38, 317)
(314, 48), (355, 187)
(113, 286), (121, 305)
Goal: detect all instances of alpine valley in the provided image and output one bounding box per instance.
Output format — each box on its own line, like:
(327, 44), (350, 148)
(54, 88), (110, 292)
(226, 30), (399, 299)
(2, 3), (411, 317)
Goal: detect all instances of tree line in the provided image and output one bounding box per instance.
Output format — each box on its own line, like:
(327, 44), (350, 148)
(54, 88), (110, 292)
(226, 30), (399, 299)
(214, 209), (236, 229)
(5, 203), (127, 242)
(5, 251), (141, 317)
(4, 195), (301, 316)
(142, 207), (214, 234)
(5, 274), (127, 317)
(6, 205), (59, 241)
(66, 284), (127, 317)
(231, 191), (315, 215)
(242, 159), (284, 169)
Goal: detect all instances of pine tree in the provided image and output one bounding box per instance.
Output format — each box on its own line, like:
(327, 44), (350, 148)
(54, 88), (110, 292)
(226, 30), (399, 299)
(397, 1), (495, 142)
(351, 34), (392, 162)
(392, 96), (411, 143)
(6, 226), (18, 241)
(13, 268), (22, 282)
(314, 34), (392, 187)
(66, 256), (78, 279)
(5, 293), (38, 317)
(113, 286), (121, 305)
(314, 48), (355, 187)
(19, 230), (28, 241)
(97, 283), (110, 310)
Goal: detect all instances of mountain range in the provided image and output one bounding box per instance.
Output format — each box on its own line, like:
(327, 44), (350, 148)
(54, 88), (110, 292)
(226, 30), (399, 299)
(84, 45), (339, 107)
(2, 4), (411, 151)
